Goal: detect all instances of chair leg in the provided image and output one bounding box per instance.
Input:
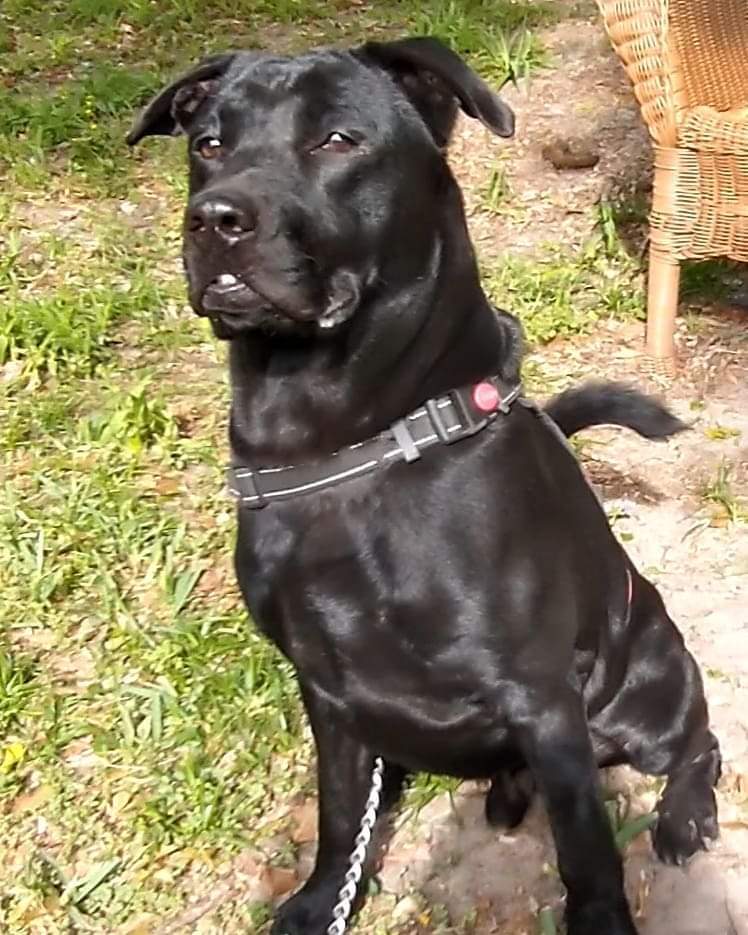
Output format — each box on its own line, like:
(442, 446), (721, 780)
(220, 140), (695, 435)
(646, 250), (680, 359)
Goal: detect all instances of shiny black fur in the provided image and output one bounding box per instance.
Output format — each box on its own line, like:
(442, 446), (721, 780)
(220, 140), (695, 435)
(129, 38), (720, 935)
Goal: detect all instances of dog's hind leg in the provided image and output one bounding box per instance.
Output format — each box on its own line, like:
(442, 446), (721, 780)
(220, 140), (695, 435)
(590, 575), (721, 866)
(485, 754), (534, 829)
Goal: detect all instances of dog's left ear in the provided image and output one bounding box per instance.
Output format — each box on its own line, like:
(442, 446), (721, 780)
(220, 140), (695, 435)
(358, 37), (514, 147)
(126, 53), (236, 145)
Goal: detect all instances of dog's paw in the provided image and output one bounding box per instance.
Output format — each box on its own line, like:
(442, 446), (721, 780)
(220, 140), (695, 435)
(271, 877), (358, 935)
(271, 896), (330, 935)
(652, 786), (719, 865)
(565, 898), (638, 935)
(484, 768), (533, 830)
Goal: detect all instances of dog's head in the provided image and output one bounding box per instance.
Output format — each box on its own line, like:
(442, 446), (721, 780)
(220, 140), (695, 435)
(128, 39), (514, 340)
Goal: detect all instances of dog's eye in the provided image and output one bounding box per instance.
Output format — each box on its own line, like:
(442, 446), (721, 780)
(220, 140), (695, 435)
(316, 131), (358, 154)
(195, 137), (223, 160)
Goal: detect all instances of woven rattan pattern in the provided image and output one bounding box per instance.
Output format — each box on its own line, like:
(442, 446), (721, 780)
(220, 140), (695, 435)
(597, 0), (748, 356)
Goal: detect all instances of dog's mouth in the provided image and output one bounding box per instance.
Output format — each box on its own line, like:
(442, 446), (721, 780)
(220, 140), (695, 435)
(195, 270), (360, 335)
(201, 273), (268, 315)
(194, 272), (301, 334)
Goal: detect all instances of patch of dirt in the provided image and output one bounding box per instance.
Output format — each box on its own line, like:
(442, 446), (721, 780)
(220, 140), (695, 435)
(452, 10), (652, 259)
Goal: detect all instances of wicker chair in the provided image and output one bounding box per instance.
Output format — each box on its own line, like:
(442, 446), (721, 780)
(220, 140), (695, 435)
(597, 0), (748, 362)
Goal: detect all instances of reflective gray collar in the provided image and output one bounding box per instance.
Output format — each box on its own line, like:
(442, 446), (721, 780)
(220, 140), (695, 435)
(227, 378), (522, 509)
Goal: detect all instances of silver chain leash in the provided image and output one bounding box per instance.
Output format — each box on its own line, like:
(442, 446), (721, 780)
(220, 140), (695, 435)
(325, 756), (385, 935)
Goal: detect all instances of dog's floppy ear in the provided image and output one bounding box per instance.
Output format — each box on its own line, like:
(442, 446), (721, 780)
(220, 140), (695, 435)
(358, 37), (514, 146)
(126, 53), (236, 146)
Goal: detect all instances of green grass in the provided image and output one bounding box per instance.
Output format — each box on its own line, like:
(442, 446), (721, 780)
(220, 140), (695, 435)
(597, 194), (746, 307)
(595, 194), (649, 258)
(0, 0), (558, 198)
(1, 280), (160, 383)
(0, 187), (305, 929)
(401, 0), (553, 83)
(480, 193), (651, 346)
(483, 233), (645, 346)
(0, 423), (306, 925)
(603, 790), (657, 852)
(0, 64), (163, 190)
(0, 651), (39, 737)
(537, 906), (560, 934)
(479, 164), (514, 216)
(704, 424), (741, 442)
(700, 462), (747, 525)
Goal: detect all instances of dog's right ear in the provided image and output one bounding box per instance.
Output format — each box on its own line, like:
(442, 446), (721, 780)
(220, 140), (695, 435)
(126, 53), (236, 146)
(357, 38), (514, 148)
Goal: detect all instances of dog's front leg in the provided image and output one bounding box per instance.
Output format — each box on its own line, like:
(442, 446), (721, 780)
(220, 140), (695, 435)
(272, 690), (405, 935)
(515, 689), (638, 935)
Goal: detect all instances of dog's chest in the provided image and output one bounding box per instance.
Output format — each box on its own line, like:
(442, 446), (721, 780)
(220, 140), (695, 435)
(235, 497), (513, 770)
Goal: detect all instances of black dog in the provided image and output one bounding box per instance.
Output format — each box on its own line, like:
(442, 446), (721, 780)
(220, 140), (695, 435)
(129, 38), (720, 935)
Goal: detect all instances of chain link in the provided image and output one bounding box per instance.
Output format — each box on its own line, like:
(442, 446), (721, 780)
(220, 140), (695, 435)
(325, 757), (385, 935)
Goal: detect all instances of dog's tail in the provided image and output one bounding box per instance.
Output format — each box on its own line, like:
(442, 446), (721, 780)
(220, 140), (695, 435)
(544, 381), (688, 439)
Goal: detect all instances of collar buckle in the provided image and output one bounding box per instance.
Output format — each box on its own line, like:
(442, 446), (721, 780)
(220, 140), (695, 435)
(425, 388), (493, 444)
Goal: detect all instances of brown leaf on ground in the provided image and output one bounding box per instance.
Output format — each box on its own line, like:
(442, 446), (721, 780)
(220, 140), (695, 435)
(12, 784), (52, 814)
(120, 915), (156, 935)
(289, 798), (318, 844)
(194, 566), (228, 596)
(62, 736), (106, 772)
(263, 865), (298, 899)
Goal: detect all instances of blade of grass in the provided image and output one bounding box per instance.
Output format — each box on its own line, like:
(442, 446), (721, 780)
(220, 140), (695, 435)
(538, 906), (558, 935)
(62, 857), (121, 907)
(615, 811), (657, 850)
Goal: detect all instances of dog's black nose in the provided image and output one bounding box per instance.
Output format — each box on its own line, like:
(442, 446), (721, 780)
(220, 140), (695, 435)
(188, 196), (256, 242)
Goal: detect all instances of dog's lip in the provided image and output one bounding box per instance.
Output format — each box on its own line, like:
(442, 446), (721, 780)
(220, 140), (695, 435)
(199, 275), (316, 323)
(200, 275), (265, 314)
